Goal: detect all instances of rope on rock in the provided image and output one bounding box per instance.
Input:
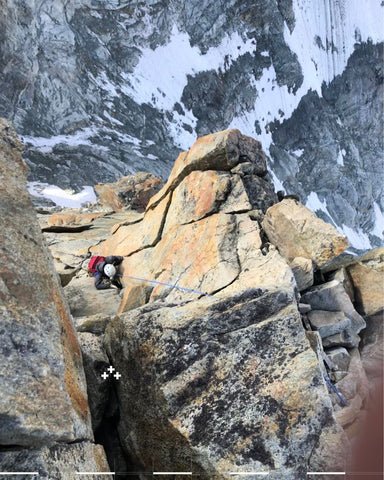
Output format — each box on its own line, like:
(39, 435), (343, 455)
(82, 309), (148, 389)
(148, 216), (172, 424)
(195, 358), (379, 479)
(117, 274), (213, 297)
(323, 373), (348, 406)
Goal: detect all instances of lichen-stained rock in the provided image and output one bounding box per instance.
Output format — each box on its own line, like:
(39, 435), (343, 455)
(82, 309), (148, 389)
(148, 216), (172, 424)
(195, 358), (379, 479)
(95, 172), (164, 212)
(0, 442), (112, 479)
(347, 247), (384, 316)
(262, 199), (349, 267)
(241, 174), (278, 212)
(0, 119), (93, 446)
(105, 288), (347, 477)
(147, 129), (265, 210)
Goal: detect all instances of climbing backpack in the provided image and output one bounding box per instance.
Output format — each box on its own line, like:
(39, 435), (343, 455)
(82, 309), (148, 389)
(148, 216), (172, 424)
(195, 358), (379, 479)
(88, 255), (105, 275)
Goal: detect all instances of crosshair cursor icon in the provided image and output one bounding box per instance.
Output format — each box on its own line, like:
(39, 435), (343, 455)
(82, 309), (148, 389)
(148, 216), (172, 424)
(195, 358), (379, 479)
(101, 365), (122, 380)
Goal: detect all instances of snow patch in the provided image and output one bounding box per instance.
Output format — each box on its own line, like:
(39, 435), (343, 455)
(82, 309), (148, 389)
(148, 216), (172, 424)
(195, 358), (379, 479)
(269, 169), (285, 193)
(103, 110), (124, 126)
(123, 25), (257, 111)
(337, 149), (344, 166)
(305, 191), (329, 215)
(28, 182), (96, 208)
(340, 224), (372, 250)
(284, 0), (384, 89)
(91, 71), (119, 98)
(371, 202), (384, 239)
(21, 128), (109, 151)
(293, 149), (304, 157)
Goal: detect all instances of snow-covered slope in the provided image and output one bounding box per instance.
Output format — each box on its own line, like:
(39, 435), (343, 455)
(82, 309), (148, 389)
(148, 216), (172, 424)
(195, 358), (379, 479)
(0, 0), (383, 250)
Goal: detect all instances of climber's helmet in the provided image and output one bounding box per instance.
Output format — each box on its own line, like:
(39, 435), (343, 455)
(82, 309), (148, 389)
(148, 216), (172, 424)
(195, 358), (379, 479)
(104, 264), (116, 278)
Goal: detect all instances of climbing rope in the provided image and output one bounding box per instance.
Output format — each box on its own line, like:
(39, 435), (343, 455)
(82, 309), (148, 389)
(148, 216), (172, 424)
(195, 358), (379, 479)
(117, 274), (213, 297)
(323, 373), (348, 406)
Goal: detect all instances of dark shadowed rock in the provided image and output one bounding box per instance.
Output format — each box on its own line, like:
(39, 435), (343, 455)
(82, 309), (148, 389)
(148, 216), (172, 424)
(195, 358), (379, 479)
(307, 310), (351, 339)
(78, 332), (111, 432)
(322, 329), (361, 349)
(301, 280), (366, 335)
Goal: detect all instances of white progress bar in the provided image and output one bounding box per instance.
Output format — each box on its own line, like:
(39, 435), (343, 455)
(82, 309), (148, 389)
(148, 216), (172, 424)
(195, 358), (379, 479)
(76, 473), (115, 476)
(153, 473), (192, 476)
(307, 473), (345, 476)
(228, 473), (269, 476)
(0, 474), (39, 476)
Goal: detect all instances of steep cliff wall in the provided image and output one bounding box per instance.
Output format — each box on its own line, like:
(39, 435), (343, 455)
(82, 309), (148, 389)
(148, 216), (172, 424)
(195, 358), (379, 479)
(0, 118), (112, 477)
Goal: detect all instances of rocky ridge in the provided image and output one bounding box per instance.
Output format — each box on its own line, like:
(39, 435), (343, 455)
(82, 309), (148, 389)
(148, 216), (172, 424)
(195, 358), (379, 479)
(1, 121), (382, 478)
(23, 128), (382, 478)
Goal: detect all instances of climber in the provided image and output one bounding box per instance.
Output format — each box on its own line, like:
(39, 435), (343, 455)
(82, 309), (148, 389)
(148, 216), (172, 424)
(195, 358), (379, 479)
(94, 255), (124, 290)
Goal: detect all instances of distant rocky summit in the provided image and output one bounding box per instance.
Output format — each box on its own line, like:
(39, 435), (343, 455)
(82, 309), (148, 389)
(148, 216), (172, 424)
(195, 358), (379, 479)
(1, 120), (382, 479)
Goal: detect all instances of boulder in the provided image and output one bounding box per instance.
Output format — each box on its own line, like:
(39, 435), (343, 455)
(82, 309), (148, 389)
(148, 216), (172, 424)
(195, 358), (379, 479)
(95, 193), (171, 256)
(307, 310), (351, 339)
(325, 347), (351, 372)
(347, 248), (384, 316)
(322, 329), (361, 349)
(105, 287), (347, 476)
(95, 172), (163, 212)
(301, 280), (366, 335)
(146, 129), (266, 210)
(262, 199), (349, 267)
(42, 211), (134, 275)
(0, 119), (93, 446)
(327, 267), (355, 301)
(93, 130), (289, 312)
(74, 313), (112, 335)
(63, 276), (122, 318)
(289, 256), (314, 291)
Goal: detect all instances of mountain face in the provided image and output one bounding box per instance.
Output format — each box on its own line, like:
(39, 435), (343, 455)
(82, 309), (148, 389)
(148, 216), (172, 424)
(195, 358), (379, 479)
(0, 0), (383, 250)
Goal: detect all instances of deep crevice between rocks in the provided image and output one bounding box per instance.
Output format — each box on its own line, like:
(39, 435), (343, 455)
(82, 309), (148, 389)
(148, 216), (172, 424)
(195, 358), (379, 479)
(93, 361), (141, 479)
